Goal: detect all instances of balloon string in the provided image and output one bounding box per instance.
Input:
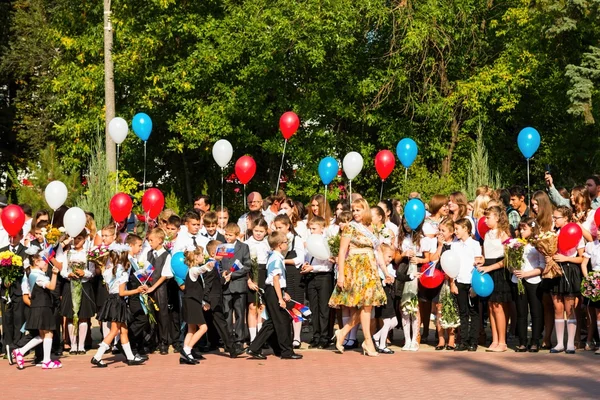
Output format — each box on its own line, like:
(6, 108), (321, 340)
(380, 180), (384, 202)
(276, 139), (287, 194)
(349, 180), (352, 205)
(243, 184), (247, 209)
(405, 167), (408, 181)
(50, 212), (55, 228)
(221, 167), (224, 216)
(116, 144), (120, 191)
(325, 184), (328, 208)
(527, 158), (531, 206)
(143, 141), (147, 192)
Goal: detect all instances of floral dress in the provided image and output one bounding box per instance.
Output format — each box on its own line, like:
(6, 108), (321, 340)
(328, 224), (387, 308)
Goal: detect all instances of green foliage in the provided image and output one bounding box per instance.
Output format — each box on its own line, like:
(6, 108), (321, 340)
(76, 138), (111, 228)
(463, 123), (503, 200)
(164, 189), (182, 216)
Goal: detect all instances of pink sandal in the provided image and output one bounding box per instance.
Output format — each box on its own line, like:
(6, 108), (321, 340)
(42, 360), (63, 370)
(12, 350), (24, 370)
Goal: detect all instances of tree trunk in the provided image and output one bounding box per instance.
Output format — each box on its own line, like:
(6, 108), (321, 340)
(441, 114), (460, 176)
(104, 0), (116, 172)
(182, 152), (192, 205)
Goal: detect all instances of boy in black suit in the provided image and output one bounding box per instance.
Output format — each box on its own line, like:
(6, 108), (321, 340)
(220, 223), (251, 350)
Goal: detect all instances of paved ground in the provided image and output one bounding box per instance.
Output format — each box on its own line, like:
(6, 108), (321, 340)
(2, 339), (599, 399)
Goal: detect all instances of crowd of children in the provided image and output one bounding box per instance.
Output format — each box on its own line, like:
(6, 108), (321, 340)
(1, 173), (600, 370)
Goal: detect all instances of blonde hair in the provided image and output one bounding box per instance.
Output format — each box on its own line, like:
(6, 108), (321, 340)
(484, 206), (509, 235)
(472, 195), (490, 218)
(352, 198), (372, 225)
(184, 247), (204, 268)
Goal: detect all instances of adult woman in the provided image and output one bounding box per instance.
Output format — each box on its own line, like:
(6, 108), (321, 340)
(448, 192), (469, 221)
(334, 200), (350, 221)
(307, 194), (333, 226)
(423, 195), (450, 236)
(378, 199), (401, 237)
(571, 186), (594, 242)
(329, 198), (392, 357)
(280, 198), (309, 241)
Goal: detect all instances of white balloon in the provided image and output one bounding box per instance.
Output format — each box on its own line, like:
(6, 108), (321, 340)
(440, 250), (461, 279)
(212, 139), (233, 168)
(44, 181), (68, 210)
(342, 151), (364, 180)
(63, 207), (87, 238)
(108, 117), (129, 144)
(306, 234), (331, 260)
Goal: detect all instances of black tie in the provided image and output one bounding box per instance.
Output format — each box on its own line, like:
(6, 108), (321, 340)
(10, 246), (15, 253)
(192, 236), (198, 247)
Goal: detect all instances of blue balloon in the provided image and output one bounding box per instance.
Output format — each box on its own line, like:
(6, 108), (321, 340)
(404, 199), (426, 230)
(171, 251), (188, 281)
(318, 156), (338, 185)
(396, 138), (418, 168)
(132, 113), (153, 141)
(471, 269), (494, 297)
(517, 127), (540, 159)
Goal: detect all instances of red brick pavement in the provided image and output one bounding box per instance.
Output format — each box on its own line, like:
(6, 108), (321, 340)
(1, 346), (598, 399)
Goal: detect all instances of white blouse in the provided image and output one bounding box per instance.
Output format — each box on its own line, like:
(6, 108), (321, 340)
(59, 248), (94, 283)
(245, 237), (270, 264)
(511, 244), (545, 284)
(103, 263), (129, 294)
(583, 240), (600, 272)
(483, 229), (505, 259)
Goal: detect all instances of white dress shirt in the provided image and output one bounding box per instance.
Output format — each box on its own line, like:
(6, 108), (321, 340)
(511, 244), (545, 284)
(584, 240), (600, 272)
(451, 237), (482, 284)
(173, 231), (209, 253)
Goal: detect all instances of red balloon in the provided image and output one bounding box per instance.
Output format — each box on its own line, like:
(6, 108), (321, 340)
(279, 111), (300, 140)
(109, 192), (133, 223)
(374, 150), (395, 180)
(1, 205), (25, 237)
(558, 222), (582, 253)
(477, 217), (490, 239)
(595, 208), (600, 228)
(142, 188), (165, 219)
(235, 156), (257, 185)
(419, 264), (444, 289)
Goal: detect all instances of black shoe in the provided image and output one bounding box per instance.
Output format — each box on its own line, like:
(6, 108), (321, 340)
(246, 348), (266, 360)
(293, 340), (301, 349)
(33, 358), (43, 366)
(191, 350), (206, 360)
(179, 356), (197, 365)
(529, 345), (539, 353)
(6, 345), (13, 364)
(112, 345), (121, 355)
(198, 345), (211, 353)
(281, 353), (303, 360)
(454, 344), (469, 352)
(126, 356), (146, 366)
(468, 345), (478, 352)
(435, 345), (446, 351)
(317, 340), (331, 349)
(78, 350), (87, 355)
(134, 353), (149, 361)
(308, 340), (320, 349)
(159, 345), (169, 355)
(69, 349), (77, 355)
(90, 357), (107, 368)
(343, 339), (358, 350)
(550, 348), (564, 354)
(229, 348), (243, 358)
(565, 349), (576, 354)
(515, 346), (527, 352)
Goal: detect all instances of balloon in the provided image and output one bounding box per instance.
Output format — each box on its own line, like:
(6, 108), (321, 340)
(440, 250), (461, 279)
(419, 264), (444, 289)
(404, 199), (426, 230)
(171, 252), (188, 281)
(212, 139), (233, 168)
(471, 269), (494, 297)
(142, 188), (165, 219)
(44, 180), (68, 210)
(109, 192), (133, 223)
(279, 111), (300, 140)
(63, 207), (86, 238)
(235, 156), (256, 185)
(108, 117), (128, 144)
(594, 208), (600, 228)
(306, 234), (331, 260)
(1, 205), (25, 237)
(558, 222), (583, 254)
(517, 127), (540, 159)
(396, 138), (418, 168)
(318, 156), (338, 185)
(477, 217), (490, 239)
(342, 152), (364, 180)
(132, 113), (152, 141)
(374, 150), (395, 180)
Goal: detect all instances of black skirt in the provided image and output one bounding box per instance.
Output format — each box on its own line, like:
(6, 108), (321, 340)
(549, 262), (582, 296)
(60, 280), (96, 319)
(95, 276), (109, 313)
(486, 258), (512, 303)
(285, 264), (304, 303)
(26, 306), (56, 331)
(583, 297), (600, 308)
(97, 293), (130, 323)
(375, 285), (395, 319)
(248, 264), (267, 303)
(182, 298), (205, 325)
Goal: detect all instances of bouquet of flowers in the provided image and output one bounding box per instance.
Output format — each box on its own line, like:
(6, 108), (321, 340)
(87, 245), (110, 266)
(0, 251), (24, 285)
(439, 282), (460, 329)
(401, 294), (419, 316)
(249, 249), (262, 305)
(504, 238), (527, 294)
(328, 235), (341, 258)
(164, 236), (174, 253)
(69, 261), (85, 334)
(41, 225), (64, 245)
(533, 231), (561, 279)
(581, 271), (600, 302)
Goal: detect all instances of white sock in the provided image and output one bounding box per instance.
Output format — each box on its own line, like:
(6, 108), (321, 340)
(122, 342), (135, 361)
(114, 333), (120, 347)
(402, 313), (411, 344)
(257, 322), (262, 332)
(102, 321), (110, 338)
(249, 327), (257, 342)
(68, 323), (77, 351)
(19, 336), (43, 355)
(554, 319), (565, 350)
(293, 321), (302, 343)
(93, 342), (110, 361)
(566, 319), (577, 351)
(42, 338), (52, 363)
(411, 316), (419, 344)
(78, 322), (88, 351)
(183, 346), (192, 356)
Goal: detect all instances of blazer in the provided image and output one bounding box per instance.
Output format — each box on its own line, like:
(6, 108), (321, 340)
(219, 241), (251, 294)
(0, 244), (28, 300)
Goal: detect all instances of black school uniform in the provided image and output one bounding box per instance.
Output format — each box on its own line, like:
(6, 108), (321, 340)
(26, 270), (56, 331)
(0, 244), (28, 348)
(203, 262), (236, 352)
(182, 267), (206, 325)
(147, 249), (171, 347)
(127, 259), (149, 354)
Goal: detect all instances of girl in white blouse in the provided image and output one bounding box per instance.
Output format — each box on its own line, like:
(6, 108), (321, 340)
(581, 237), (600, 354)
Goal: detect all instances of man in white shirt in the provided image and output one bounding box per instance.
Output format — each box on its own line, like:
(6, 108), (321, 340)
(262, 193), (285, 225)
(237, 192), (264, 233)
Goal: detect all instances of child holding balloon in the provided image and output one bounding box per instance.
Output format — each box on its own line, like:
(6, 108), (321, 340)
(549, 206), (584, 354)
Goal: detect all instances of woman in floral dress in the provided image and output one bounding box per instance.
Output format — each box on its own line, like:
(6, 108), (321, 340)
(329, 198), (393, 356)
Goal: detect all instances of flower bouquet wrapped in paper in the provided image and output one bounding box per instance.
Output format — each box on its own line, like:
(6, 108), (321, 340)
(581, 271), (600, 302)
(0, 251), (23, 285)
(87, 245), (110, 266)
(533, 231), (561, 279)
(504, 238), (527, 294)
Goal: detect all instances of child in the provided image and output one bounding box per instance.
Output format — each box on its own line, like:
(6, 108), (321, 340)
(244, 218), (270, 342)
(173, 210), (208, 253)
(216, 206), (229, 234)
(58, 229), (95, 355)
(20, 262), (43, 366)
(125, 234), (150, 358)
(273, 214), (306, 349)
(581, 231), (600, 355)
(451, 218), (482, 351)
(220, 223), (251, 350)
(97, 224), (117, 341)
(301, 215), (333, 349)
(512, 217), (545, 352)
(91, 248), (146, 367)
(165, 215), (181, 250)
(202, 211), (226, 242)
(11, 253), (61, 370)
(246, 231), (302, 359)
(144, 228), (174, 355)
(372, 243), (398, 353)
(180, 246), (214, 364)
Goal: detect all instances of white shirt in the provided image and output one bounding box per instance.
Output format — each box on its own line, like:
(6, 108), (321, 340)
(30, 268), (51, 289)
(262, 208), (278, 225)
(172, 231), (209, 254)
(305, 250), (333, 273)
(295, 220), (310, 241)
(286, 233), (306, 268)
(237, 213), (249, 235)
(584, 240), (600, 272)
(511, 244), (545, 284)
(385, 220), (399, 237)
(379, 263), (396, 283)
(581, 209), (597, 238)
(245, 237), (270, 264)
(188, 263), (212, 282)
(21, 219), (32, 244)
(103, 263), (129, 294)
(58, 248), (94, 282)
(265, 251), (286, 288)
(21, 275), (30, 295)
(451, 237), (482, 284)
